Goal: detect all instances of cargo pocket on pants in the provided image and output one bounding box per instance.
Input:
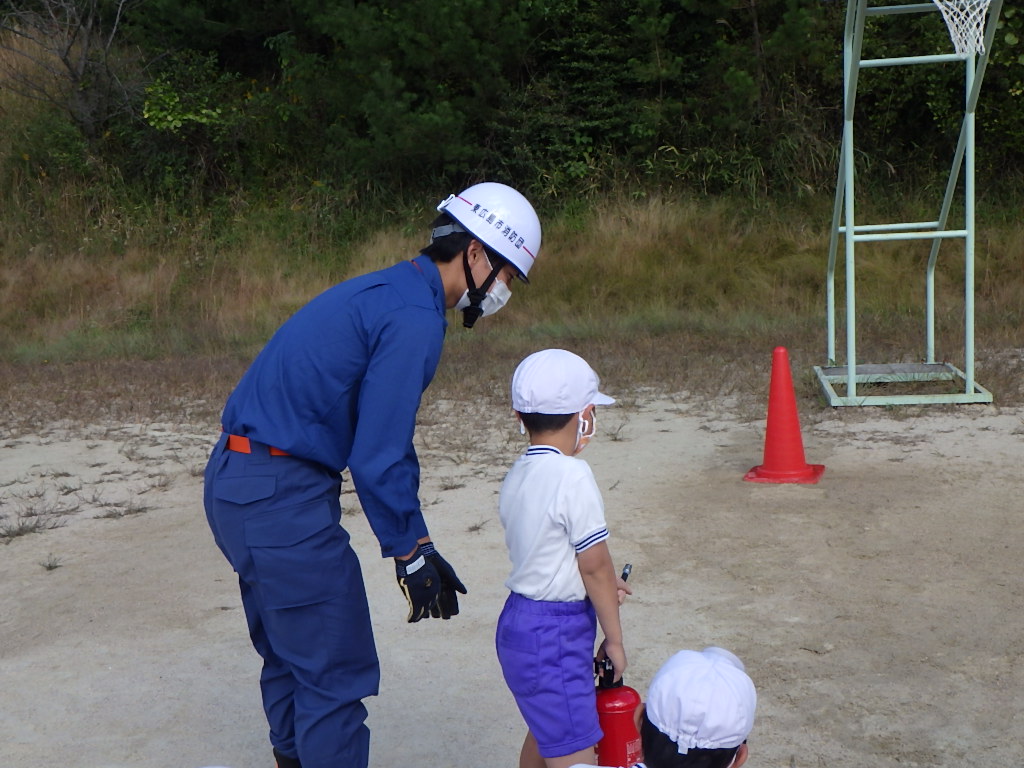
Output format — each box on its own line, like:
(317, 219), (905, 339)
(244, 499), (349, 609)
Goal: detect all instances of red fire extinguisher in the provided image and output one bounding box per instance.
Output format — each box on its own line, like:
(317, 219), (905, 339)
(595, 564), (642, 767)
(595, 657), (642, 766)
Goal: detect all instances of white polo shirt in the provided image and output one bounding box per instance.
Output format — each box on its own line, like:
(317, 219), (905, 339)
(499, 444), (609, 602)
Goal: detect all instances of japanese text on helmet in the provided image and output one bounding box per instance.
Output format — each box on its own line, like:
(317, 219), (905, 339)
(470, 204), (526, 250)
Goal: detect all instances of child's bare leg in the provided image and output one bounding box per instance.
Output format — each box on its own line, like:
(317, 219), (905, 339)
(519, 731), (545, 768)
(520, 731), (596, 767)
(545, 747), (595, 767)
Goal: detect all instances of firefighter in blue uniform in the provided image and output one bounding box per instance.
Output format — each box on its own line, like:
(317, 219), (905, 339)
(203, 183), (543, 768)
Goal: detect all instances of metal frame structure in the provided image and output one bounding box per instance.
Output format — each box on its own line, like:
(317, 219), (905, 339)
(814, 0), (1002, 406)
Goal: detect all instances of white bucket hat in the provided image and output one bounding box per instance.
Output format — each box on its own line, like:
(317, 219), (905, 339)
(645, 647), (757, 755)
(511, 349), (615, 415)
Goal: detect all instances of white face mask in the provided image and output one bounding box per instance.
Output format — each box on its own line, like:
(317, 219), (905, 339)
(574, 408), (597, 454)
(455, 273), (512, 317)
(480, 278), (511, 316)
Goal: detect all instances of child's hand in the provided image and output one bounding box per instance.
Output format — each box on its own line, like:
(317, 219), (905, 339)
(616, 575), (633, 605)
(597, 638), (628, 683)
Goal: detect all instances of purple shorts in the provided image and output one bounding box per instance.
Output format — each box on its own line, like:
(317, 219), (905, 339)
(495, 592), (602, 758)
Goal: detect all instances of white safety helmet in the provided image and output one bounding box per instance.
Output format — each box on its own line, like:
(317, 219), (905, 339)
(435, 182), (541, 281)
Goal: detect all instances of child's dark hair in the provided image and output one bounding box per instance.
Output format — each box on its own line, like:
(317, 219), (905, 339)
(641, 711), (742, 768)
(421, 213), (474, 264)
(518, 412), (575, 434)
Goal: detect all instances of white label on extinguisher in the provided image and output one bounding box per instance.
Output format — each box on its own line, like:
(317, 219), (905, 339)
(626, 737), (642, 765)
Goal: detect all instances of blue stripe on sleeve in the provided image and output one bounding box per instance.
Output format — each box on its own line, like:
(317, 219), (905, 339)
(574, 528), (609, 553)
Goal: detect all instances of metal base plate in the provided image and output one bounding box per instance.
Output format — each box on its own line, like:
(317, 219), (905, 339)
(813, 362), (993, 406)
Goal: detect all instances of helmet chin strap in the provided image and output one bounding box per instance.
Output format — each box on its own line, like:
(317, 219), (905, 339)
(461, 249), (502, 329)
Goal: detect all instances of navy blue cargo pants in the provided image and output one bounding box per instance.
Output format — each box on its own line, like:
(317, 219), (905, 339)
(204, 434), (379, 768)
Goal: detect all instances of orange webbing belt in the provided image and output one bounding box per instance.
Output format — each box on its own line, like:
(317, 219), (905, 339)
(225, 434), (290, 456)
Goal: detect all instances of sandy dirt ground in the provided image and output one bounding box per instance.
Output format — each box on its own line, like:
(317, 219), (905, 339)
(2, 388), (1022, 768)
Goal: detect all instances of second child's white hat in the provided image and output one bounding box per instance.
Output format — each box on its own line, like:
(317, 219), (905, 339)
(511, 349), (615, 415)
(645, 647), (757, 755)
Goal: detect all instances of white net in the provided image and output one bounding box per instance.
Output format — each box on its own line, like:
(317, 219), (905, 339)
(932, 0), (992, 55)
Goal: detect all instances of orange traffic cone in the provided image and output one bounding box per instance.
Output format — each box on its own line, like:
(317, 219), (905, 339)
(744, 347), (825, 484)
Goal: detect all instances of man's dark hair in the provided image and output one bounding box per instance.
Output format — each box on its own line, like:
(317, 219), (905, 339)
(421, 213), (474, 264)
(640, 711), (741, 768)
(518, 412), (575, 434)
(422, 213), (513, 276)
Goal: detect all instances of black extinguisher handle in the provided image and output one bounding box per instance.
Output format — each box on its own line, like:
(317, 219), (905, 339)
(596, 564), (633, 688)
(596, 657), (619, 688)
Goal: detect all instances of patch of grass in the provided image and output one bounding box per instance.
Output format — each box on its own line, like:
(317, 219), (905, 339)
(605, 416), (631, 442)
(438, 476), (466, 491)
(0, 506), (69, 541)
(80, 489), (108, 506)
(1, 189), (1022, 421)
(118, 443), (147, 462)
(466, 518), (490, 533)
(95, 497), (151, 519)
(40, 553), (63, 570)
(0, 357), (241, 437)
(23, 485), (46, 499)
(138, 473), (171, 493)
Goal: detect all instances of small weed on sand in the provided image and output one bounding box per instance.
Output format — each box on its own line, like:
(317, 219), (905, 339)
(39, 553), (63, 571)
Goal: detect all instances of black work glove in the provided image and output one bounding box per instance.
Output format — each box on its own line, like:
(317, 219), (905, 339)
(395, 545), (441, 623)
(419, 542), (467, 620)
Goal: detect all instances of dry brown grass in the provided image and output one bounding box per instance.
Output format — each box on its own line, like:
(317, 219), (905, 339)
(2, 189), (1022, 423)
(0, 242), (174, 335)
(517, 194), (824, 321)
(0, 356), (242, 436)
(3, 332), (1019, 436)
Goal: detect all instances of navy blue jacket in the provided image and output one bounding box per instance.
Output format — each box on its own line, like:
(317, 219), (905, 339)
(221, 254), (447, 557)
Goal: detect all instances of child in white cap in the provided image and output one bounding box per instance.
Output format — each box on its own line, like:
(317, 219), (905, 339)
(575, 646), (756, 768)
(496, 348), (631, 768)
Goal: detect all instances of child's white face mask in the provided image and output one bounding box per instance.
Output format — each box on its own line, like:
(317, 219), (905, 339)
(573, 408), (596, 455)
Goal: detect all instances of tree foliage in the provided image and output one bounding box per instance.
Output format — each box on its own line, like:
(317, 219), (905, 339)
(2, 0), (1022, 203)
